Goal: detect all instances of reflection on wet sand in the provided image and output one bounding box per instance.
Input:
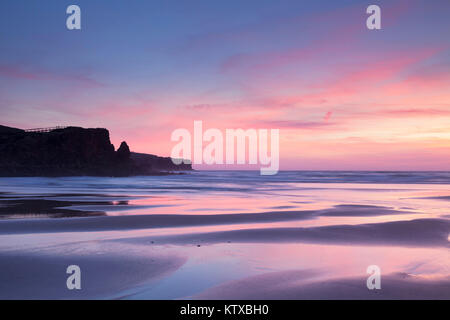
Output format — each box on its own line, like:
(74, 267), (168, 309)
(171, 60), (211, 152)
(0, 172), (448, 299)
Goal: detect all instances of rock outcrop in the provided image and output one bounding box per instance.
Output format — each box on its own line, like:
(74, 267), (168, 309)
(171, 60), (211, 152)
(130, 152), (192, 173)
(0, 125), (192, 177)
(116, 141), (131, 162)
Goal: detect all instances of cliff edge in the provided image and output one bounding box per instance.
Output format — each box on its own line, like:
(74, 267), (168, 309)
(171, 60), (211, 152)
(0, 125), (191, 177)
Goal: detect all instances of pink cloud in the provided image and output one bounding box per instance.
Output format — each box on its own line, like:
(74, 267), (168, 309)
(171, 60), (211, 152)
(323, 111), (333, 122)
(0, 64), (103, 88)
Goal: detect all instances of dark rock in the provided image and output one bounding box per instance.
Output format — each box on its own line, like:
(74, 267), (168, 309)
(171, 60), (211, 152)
(0, 125), (24, 134)
(116, 141), (131, 162)
(0, 125), (192, 177)
(130, 152), (192, 173)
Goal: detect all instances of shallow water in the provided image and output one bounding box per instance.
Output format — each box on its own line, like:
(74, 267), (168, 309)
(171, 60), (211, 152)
(0, 171), (449, 218)
(0, 171), (448, 299)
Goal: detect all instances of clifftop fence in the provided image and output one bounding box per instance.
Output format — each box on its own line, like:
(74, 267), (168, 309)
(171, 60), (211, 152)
(25, 126), (68, 133)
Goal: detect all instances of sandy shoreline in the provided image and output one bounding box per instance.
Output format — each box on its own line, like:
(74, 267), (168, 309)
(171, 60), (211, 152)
(0, 204), (416, 235)
(191, 270), (450, 300)
(112, 218), (450, 248)
(0, 175), (448, 300)
(0, 241), (186, 299)
(1, 212), (447, 299)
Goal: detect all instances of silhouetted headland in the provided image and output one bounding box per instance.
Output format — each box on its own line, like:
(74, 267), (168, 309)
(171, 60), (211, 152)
(0, 125), (191, 177)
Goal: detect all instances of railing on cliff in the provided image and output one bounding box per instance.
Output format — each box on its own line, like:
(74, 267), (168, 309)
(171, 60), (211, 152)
(25, 126), (68, 133)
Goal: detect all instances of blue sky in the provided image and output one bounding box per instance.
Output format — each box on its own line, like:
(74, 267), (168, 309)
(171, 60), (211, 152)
(1, 0), (449, 169)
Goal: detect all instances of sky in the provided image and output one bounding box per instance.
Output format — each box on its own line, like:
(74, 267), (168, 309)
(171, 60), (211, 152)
(0, 0), (449, 170)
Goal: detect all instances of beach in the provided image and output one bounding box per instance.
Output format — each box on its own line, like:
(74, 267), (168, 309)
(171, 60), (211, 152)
(0, 171), (449, 299)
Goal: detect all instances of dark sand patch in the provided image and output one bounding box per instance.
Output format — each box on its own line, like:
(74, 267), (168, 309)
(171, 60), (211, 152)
(418, 196), (450, 201)
(0, 210), (317, 234)
(317, 204), (412, 217)
(191, 270), (450, 300)
(125, 218), (450, 248)
(0, 193), (154, 218)
(266, 205), (299, 210)
(0, 199), (107, 218)
(67, 203), (177, 212)
(0, 204), (417, 234)
(0, 243), (186, 299)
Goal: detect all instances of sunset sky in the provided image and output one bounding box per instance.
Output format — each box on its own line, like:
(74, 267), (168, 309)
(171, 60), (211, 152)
(0, 0), (449, 170)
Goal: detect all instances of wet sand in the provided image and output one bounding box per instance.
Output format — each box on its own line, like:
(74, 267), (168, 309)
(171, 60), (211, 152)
(0, 173), (448, 299)
(0, 242), (186, 299)
(0, 205), (416, 235)
(115, 218), (450, 248)
(192, 270), (450, 300)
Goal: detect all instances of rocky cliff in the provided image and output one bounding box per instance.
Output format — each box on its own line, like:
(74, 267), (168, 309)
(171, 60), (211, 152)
(0, 125), (192, 177)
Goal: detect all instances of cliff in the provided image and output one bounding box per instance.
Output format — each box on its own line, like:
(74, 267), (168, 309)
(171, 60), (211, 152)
(0, 125), (192, 177)
(131, 152), (192, 173)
